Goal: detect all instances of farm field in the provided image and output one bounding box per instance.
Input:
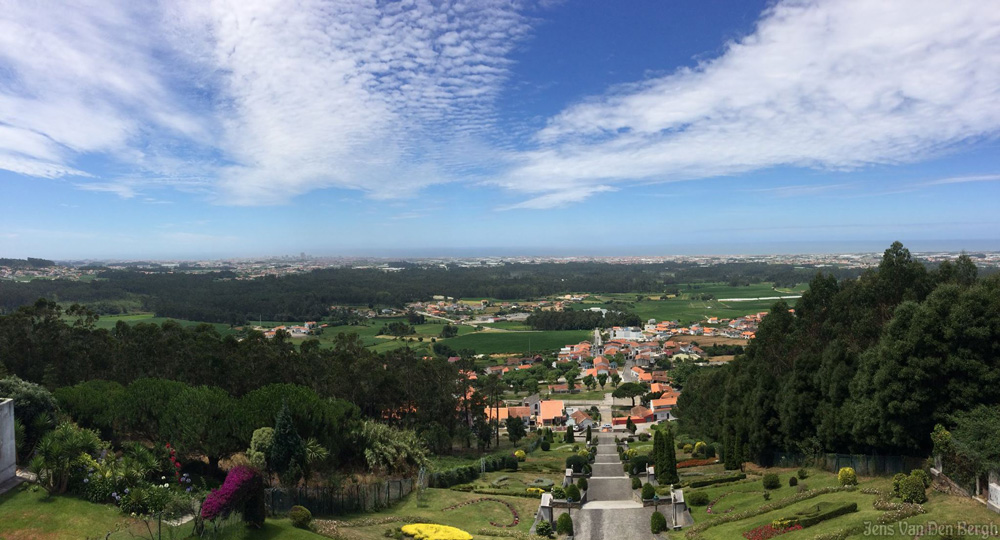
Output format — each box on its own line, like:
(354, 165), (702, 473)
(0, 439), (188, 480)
(88, 312), (238, 336)
(442, 329), (591, 355)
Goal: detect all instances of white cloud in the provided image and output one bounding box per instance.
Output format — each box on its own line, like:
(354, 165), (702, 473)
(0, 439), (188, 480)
(921, 174), (1000, 186)
(497, 0), (1000, 207)
(0, 0), (532, 204)
(499, 185), (617, 210)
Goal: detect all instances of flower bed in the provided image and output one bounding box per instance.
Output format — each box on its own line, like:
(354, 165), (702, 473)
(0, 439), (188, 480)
(442, 497), (521, 527)
(677, 458), (720, 469)
(401, 523), (473, 540)
(742, 523), (803, 540)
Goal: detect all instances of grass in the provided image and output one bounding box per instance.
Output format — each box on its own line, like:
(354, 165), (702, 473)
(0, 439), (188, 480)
(442, 330), (591, 355)
(0, 487), (325, 540)
(664, 466), (1000, 539)
(85, 313), (238, 336)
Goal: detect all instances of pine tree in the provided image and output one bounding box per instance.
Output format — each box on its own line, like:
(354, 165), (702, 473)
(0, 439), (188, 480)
(268, 402), (306, 485)
(658, 427), (679, 485)
(652, 430), (663, 482)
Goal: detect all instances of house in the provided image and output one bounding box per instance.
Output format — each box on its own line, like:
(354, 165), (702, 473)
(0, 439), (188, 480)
(538, 400), (566, 426)
(568, 409), (596, 431)
(524, 394), (542, 418)
(651, 393), (679, 421)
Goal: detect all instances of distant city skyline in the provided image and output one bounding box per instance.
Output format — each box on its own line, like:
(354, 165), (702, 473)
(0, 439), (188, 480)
(1, 0), (999, 259)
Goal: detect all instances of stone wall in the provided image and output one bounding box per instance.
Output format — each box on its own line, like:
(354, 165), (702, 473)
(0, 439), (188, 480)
(0, 399), (14, 486)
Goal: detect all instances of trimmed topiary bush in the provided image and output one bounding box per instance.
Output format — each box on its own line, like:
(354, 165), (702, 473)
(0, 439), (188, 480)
(535, 520), (553, 538)
(687, 491), (709, 506)
(556, 513), (574, 536)
(911, 469), (931, 488)
(514, 449), (526, 462)
(650, 511), (667, 533)
(288, 505), (312, 529)
(789, 476), (798, 487)
(541, 440), (551, 451)
(566, 455), (588, 473)
(900, 473), (928, 504)
(631, 476), (642, 490)
(565, 484), (581, 501)
(682, 444), (694, 454)
(577, 477), (588, 492)
(551, 486), (566, 499)
(641, 482), (655, 500)
(797, 468), (808, 480)
(837, 467), (858, 486)
(762, 473), (781, 490)
(892, 472), (907, 497)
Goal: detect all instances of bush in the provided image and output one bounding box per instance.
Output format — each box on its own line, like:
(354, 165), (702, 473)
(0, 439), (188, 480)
(693, 441), (707, 457)
(401, 524), (472, 540)
(899, 474), (928, 504)
(762, 473), (781, 490)
(789, 476), (798, 487)
(201, 466), (266, 527)
(798, 502), (858, 527)
(565, 484), (581, 501)
(628, 455), (651, 476)
(577, 477), (588, 492)
(565, 455), (588, 473)
(514, 450), (526, 462)
(797, 468), (809, 480)
(891, 473), (907, 497)
(564, 429), (575, 444)
(837, 467), (858, 486)
(541, 440), (551, 451)
(551, 486), (566, 499)
(911, 469), (931, 488)
(641, 483), (655, 500)
(535, 520), (553, 538)
(638, 433), (651, 442)
(688, 491), (710, 506)
(682, 444), (694, 454)
(631, 476), (642, 490)
(650, 511), (667, 533)
(288, 505), (312, 529)
(556, 513), (573, 536)
(687, 473), (746, 488)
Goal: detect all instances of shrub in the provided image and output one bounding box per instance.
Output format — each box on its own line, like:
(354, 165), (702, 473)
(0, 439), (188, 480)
(762, 473), (781, 490)
(577, 477), (588, 492)
(551, 486), (566, 499)
(565, 455), (588, 473)
(650, 511), (667, 533)
(693, 441), (707, 457)
(638, 433), (651, 441)
(288, 505), (312, 529)
(789, 476), (798, 487)
(677, 441), (685, 450)
(837, 467), (857, 486)
(201, 466), (266, 527)
(540, 440), (551, 451)
(891, 473), (907, 497)
(631, 476), (642, 490)
(687, 473), (746, 488)
(29, 422), (105, 495)
(565, 484), (581, 501)
(628, 455), (651, 476)
(514, 450), (526, 462)
(763, 491), (771, 501)
(556, 513), (573, 536)
(911, 469), (931, 488)
(797, 468), (809, 480)
(526, 487), (545, 496)
(247, 427), (274, 471)
(564, 429), (575, 443)
(641, 483), (655, 500)
(798, 502), (858, 527)
(899, 474), (927, 504)
(401, 523), (473, 540)
(688, 491), (710, 506)
(682, 444), (694, 454)
(535, 520), (553, 538)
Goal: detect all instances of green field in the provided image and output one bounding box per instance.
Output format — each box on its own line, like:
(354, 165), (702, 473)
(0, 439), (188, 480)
(443, 329), (591, 355)
(567, 283), (806, 324)
(89, 313), (238, 336)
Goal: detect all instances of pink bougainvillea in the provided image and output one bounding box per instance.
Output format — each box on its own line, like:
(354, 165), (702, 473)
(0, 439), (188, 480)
(201, 466), (265, 527)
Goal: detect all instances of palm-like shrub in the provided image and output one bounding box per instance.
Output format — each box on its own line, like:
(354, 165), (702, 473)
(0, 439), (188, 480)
(358, 421), (429, 476)
(29, 422), (105, 495)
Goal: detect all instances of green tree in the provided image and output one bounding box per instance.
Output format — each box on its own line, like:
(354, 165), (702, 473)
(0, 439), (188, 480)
(268, 403), (307, 486)
(657, 427), (678, 485)
(505, 416), (527, 444)
(610, 373), (622, 388)
(597, 373), (608, 389)
(613, 382), (646, 407)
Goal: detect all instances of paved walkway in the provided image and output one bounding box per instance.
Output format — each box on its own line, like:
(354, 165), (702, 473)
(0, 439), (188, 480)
(564, 440), (658, 540)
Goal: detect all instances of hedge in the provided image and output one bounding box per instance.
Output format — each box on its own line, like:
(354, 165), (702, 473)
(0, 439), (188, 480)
(428, 455), (517, 488)
(799, 502), (858, 527)
(687, 473), (746, 488)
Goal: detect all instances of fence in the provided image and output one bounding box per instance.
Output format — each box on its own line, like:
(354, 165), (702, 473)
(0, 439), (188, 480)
(767, 451), (925, 476)
(265, 478), (414, 516)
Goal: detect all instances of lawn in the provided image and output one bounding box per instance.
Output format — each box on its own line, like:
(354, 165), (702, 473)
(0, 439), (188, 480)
(664, 466), (1000, 540)
(442, 330), (591, 355)
(86, 313), (238, 336)
(0, 487), (326, 540)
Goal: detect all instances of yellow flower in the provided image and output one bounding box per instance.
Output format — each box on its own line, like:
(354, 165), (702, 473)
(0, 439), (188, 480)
(400, 523), (473, 540)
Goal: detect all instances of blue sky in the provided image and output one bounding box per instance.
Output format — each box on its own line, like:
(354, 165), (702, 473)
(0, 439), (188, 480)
(1, 0), (999, 259)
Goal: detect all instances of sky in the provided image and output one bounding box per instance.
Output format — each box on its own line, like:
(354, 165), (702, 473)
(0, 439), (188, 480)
(1, 0), (999, 260)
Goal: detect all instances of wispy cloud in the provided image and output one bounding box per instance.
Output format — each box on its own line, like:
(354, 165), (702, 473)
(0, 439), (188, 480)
(748, 183), (853, 198)
(921, 174), (1000, 186)
(0, 0), (533, 204)
(496, 0), (1000, 207)
(499, 185), (617, 210)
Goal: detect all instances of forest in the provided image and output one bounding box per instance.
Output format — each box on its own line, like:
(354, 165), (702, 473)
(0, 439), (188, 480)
(0, 261), (867, 323)
(676, 243), (998, 465)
